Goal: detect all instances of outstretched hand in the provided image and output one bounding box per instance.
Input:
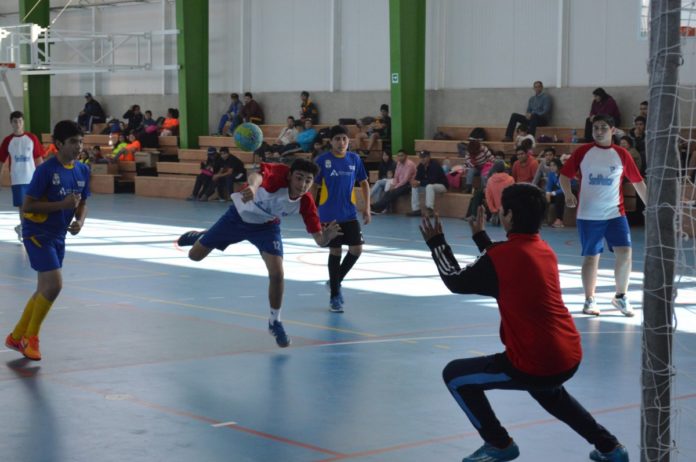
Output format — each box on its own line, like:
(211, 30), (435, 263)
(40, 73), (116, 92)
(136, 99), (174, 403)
(324, 220), (343, 242)
(469, 205), (487, 235)
(420, 214), (444, 242)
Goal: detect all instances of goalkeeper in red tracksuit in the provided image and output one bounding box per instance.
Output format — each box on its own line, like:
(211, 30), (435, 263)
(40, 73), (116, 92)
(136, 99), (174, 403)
(420, 183), (629, 462)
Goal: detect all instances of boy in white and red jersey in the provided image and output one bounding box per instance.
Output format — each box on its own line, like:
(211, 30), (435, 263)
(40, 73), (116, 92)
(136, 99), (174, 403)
(0, 111), (45, 241)
(176, 159), (342, 348)
(560, 114), (647, 316)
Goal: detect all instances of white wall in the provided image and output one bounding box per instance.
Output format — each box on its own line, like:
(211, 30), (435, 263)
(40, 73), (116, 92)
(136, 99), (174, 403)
(2, 0), (695, 130)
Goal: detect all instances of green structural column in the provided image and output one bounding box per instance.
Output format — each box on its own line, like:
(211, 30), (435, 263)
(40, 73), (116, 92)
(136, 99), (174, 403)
(19, 0), (50, 135)
(389, 0), (426, 154)
(175, 0), (208, 149)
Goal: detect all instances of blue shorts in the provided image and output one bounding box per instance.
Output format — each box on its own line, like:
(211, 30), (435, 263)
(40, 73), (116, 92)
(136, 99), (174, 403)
(576, 216), (631, 256)
(23, 234), (66, 272)
(199, 205), (283, 257)
(11, 184), (29, 208)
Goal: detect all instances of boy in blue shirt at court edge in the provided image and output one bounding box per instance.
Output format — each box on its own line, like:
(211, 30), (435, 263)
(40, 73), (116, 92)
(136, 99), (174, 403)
(5, 120), (90, 361)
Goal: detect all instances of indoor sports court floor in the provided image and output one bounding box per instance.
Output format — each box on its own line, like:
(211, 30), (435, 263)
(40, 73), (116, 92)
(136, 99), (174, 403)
(0, 191), (695, 462)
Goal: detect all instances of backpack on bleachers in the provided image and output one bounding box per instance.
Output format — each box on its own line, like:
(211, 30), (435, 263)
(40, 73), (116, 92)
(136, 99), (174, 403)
(468, 127), (486, 141)
(433, 131), (452, 140)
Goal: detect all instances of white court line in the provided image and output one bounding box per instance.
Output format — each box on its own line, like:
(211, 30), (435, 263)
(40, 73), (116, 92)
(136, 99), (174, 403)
(211, 421), (237, 427)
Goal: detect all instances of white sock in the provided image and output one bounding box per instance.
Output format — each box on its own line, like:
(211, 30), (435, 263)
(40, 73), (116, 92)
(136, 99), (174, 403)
(270, 308), (281, 323)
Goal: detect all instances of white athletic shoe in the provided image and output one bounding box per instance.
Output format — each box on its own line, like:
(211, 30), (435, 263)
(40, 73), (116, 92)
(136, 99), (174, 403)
(582, 297), (600, 316)
(612, 296), (635, 317)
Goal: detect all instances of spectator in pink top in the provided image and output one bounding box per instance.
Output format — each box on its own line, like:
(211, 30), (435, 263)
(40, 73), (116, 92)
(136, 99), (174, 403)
(583, 88), (621, 141)
(371, 149), (417, 214)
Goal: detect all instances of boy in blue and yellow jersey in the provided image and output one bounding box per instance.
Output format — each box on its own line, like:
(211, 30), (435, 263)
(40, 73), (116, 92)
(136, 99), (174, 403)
(313, 125), (370, 312)
(5, 120), (90, 361)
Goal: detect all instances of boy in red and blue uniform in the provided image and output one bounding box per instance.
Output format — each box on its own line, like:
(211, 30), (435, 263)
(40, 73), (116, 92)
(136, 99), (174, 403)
(5, 121), (90, 361)
(421, 183), (628, 462)
(313, 125), (370, 313)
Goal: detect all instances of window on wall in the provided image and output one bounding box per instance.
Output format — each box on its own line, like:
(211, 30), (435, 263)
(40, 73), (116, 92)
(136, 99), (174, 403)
(641, 0), (696, 38)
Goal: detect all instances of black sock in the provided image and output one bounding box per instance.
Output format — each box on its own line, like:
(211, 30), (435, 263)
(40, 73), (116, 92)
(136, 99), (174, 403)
(615, 293), (625, 299)
(328, 254), (341, 297)
(338, 252), (360, 282)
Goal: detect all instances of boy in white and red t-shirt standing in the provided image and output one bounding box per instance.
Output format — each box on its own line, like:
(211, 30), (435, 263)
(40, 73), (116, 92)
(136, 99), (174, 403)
(0, 111), (45, 241)
(560, 114), (647, 317)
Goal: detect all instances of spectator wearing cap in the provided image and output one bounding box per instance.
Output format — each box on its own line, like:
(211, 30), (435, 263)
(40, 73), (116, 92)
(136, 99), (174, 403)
(187, 147), (220, 201)
(78, 92), (106, 133)
(407, 150), (448, 217)
(462, 140), (495, 193)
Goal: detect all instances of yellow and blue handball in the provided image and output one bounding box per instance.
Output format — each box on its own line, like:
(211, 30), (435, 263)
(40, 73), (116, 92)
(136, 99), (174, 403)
(233, 122), (264, 152)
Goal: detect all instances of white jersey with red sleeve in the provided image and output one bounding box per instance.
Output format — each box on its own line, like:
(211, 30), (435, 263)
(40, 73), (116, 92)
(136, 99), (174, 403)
(231, 163), (321, 233)
(560, 143), (643, 220)
(0, 132), (44, 185)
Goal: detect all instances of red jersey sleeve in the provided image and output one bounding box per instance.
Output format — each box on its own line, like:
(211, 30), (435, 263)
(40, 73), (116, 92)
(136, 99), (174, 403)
(259, 162), (290, 193)
(0, 135), (11, 162)
(28, 133), (45, 159)
(616, 145), (643, 183)
(560, 144), (592, 179)
(299, 193), (321, 234)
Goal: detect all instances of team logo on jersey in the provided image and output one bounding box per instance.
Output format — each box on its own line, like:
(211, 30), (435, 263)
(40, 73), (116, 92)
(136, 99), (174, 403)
(588, 173), (613, 186)
(77, 180), (86, 188)
(52, 173), (61, 185)
(349, 165), (356, 171)
(325, 159), (332, 169)
(330, 169), (339, 176)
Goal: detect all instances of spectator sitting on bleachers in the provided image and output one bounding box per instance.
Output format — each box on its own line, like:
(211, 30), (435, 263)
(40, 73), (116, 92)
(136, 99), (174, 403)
(501, 81), (551, 140)
(511, 146), (539, 183)
(90, 146), (104, 163)
(619, 136), (642, 174)
(274, 116), (299, 151)
(187, 147), (220, 201)
(310, 139), (328, 160)
(372, 149), (417, 214)
(583, 88), (621, 142)
(532, 147), (556, 187)
(208, 147), (247, 202)
(216, 93), (243, 136)
(78, 92), (106, 133)
(484, 160), (514, 226)
(355, 104), (391, 156)
(160, 108), (180, 136)
(462, 140), (495, 193)
(295, 118), (317, 152)
(638, 100), (648, 119)
(629, 115), (646, 176)
(142, 110), (157, 132)
(407, 150), (448, 217)
(240, 92), (264, 125)
(546, 158), (571, 228)
(370, 151), (396, 204)
(108, 134), (128, 162)
(122, 104), (143, 135)
(44, 143), (58, 158)
(299, 91), (319, 124)
(77, 149), (92, 166)
(514, 124), (536, 149)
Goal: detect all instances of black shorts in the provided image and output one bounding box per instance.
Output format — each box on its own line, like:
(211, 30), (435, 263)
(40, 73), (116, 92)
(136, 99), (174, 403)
(326, 220), (364, 248)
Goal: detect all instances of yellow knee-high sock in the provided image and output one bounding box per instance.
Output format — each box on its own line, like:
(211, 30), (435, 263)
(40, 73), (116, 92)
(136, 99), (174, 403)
(25, 293), (54, 338)
(11, 295), (36, 341)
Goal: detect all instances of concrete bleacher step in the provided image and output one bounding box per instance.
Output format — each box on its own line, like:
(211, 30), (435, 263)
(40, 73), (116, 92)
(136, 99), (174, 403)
(135, 176), (195, 199)
(414, 139), (579, 158)
(437, 126), (584, 141)
(156, 162), (200, 175)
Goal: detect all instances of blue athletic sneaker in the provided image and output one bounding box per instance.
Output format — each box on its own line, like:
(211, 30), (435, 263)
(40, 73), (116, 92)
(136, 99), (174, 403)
(268, 320), (290, 348)
(177, 230), (203, 247)
(462, 441), (520, 462)
(325, 280), (344, 304)
(329, 295), (344, 313)
(590, 445), (629, 462)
